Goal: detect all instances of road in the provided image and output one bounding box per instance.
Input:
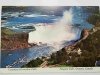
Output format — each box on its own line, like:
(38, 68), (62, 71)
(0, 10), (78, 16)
(40, 61), (48, 68)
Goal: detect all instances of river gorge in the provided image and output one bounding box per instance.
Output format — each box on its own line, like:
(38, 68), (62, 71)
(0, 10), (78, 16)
(1, 6), (99, 68)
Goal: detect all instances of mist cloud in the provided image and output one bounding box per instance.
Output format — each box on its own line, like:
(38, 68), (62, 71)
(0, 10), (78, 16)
(28, 10), (78, 48)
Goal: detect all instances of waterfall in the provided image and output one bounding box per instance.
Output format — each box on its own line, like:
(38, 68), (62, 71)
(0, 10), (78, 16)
(28, 8), (81, 50)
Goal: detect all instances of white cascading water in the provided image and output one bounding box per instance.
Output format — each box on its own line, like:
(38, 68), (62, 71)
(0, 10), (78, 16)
(28, 10), (80, 51)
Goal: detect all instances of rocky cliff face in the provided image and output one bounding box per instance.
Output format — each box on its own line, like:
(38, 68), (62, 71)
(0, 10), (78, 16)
(1, 27), (29, 50)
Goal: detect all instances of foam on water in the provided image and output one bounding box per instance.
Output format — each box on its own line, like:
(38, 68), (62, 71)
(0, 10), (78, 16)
(24, 14), (50, 17)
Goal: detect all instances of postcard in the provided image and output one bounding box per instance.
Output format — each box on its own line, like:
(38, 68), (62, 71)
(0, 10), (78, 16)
(0, 0), (100, 74)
